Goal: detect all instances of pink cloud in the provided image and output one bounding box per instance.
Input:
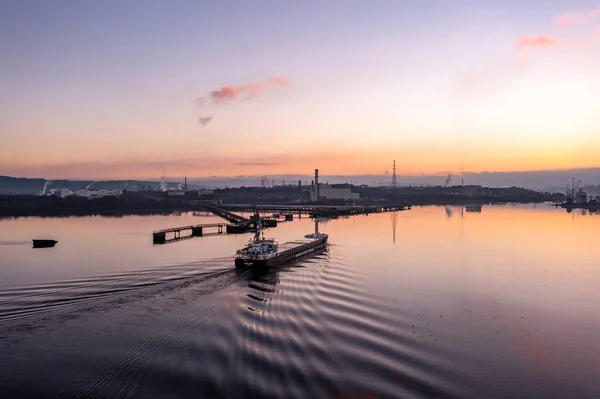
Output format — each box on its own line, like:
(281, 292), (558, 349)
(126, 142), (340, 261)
(210, 86), (239, 101)
(195, 76), (291, 126)
(208, 77), (290, 103)
(516, 35), (559, 48)
(553, 9), (599, 29)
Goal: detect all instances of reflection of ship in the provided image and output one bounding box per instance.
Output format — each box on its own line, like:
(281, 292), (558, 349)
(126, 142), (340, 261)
(235, 218), (328, 268)
(465, 204), (482, 213)
(32, 239), (58, 248)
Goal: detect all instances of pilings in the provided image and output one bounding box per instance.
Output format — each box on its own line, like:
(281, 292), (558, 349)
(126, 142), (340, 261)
(153, 232), (166, 244)
(270, 213), (294, 221)
(226, 224), (248, 234)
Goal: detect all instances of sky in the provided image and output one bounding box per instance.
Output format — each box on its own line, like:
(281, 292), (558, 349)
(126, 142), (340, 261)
(1, 0), (600, 179)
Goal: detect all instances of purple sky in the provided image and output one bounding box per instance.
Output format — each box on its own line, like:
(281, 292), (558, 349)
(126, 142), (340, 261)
(1, 1), (599, 179)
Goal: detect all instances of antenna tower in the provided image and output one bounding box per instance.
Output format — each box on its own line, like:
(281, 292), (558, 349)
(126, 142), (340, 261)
(391, 160), (397, 187)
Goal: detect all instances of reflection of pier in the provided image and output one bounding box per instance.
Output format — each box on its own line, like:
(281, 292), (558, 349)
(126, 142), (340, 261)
(192, 211), (212, 217)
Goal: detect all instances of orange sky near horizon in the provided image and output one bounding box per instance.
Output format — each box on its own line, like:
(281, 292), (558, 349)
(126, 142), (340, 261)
(2, 140), (600, 180)
(2, 2), (600, 179)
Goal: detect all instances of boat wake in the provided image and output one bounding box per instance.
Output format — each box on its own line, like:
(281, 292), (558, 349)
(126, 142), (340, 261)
(0, 258), (234, 335)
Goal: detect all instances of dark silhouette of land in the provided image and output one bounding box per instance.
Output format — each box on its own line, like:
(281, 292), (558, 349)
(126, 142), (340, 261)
(0, 185), (565, 218)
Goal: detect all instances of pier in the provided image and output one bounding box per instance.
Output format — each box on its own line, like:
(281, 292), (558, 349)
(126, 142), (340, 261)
(205, 205), (252, 225)
(152, 203), (410, 245)
(152, 222), (250, 245)
(219, 204), (410, 218)
(153, 205), (260, 244)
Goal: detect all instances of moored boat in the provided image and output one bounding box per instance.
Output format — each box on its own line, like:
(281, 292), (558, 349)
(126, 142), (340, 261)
(32, 239), (58, 248)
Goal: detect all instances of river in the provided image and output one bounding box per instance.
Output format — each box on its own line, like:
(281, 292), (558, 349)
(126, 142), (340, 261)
(0, 205), (599, 398)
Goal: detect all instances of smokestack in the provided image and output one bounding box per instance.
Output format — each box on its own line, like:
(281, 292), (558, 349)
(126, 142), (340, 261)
(184, 177), (187, 190)
(315, 169), (319, 202)
(298, 180), (301, 189)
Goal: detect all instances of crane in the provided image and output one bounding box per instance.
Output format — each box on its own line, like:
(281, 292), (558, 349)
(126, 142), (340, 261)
(569, 178), (582, 197)
(573, 179), (582, 195)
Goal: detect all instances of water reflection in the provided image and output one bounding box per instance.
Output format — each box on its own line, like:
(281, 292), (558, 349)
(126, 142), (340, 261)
(390, 211), (398, 244)
(1, 206), (600, 398)
(445, 205), (453, 219)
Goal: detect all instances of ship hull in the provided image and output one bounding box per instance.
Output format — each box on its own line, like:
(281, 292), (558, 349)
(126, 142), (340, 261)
(235, 237), (327, 269)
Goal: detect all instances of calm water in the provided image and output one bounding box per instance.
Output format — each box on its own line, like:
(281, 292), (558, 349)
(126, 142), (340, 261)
(1, 205), (599, 398)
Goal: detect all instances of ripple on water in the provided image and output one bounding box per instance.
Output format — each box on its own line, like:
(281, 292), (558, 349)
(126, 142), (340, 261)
(232, 247), (471, 398)
(1, 245), (475, 398)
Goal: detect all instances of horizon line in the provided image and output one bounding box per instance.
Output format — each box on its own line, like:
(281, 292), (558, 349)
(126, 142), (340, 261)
(3, 165), (600, 182)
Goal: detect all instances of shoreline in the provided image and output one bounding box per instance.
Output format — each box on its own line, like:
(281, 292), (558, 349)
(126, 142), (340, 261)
(0, 193), (561, 218)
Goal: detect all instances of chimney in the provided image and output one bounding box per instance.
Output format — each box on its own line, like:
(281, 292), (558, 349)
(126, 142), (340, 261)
(184, 177), (187, 190)
(315, 169), (319, 202)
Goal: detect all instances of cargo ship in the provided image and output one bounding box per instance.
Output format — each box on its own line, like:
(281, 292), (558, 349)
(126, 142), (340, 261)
(235, 219), (328, 268)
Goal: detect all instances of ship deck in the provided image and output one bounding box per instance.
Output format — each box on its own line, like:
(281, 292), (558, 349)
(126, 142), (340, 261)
(268, 238), (321, 254)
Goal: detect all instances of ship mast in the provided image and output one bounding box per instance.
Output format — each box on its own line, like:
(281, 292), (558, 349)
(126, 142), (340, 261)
(253, 210), (263, 241)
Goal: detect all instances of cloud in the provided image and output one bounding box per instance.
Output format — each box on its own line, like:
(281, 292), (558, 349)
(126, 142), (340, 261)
(553, 9), (600, 29)
(198, 116), (213, 126)
(207, 77), (290, 104)
(210, 84), (262, 102)
(516, 35), (558, 48)
(194, 76), (291, 126)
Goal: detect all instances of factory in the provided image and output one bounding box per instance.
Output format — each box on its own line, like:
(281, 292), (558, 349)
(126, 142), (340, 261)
(308, 169), (360, 202)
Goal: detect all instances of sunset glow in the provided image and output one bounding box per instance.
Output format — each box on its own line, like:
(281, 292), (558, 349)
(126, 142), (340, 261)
(1, 1), (599, 179)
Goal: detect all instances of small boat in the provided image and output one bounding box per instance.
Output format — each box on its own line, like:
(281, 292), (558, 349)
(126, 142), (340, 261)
(32, 239), (58, 248)
(465, 204), (482, 212)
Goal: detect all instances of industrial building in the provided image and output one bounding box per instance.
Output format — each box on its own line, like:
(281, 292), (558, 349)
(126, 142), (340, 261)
(308, 169), (360, 201)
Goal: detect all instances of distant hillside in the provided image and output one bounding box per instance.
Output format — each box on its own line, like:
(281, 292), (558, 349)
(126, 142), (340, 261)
(0, 176), (202, 195)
